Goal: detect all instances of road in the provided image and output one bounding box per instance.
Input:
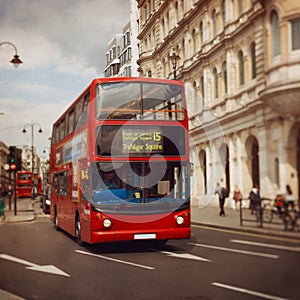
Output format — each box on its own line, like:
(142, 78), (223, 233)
(0, 206), (299, 300)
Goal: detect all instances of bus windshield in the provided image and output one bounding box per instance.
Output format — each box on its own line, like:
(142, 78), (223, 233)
(96, 81), (185, 120)
(91, 161), (189, 206)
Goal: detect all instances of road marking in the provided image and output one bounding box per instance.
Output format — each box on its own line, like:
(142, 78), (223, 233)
(192, 224), (300, 244)
(75, 250), (155, 270)
(160, 251), (211, 262)
(189, 243), (279, 259)
(0, 253), (70, 277)
(231, 240), (300, 252)
(212, 282), (289, 300)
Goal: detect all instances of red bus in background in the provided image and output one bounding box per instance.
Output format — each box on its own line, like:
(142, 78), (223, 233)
(16, 171), (42, 198)
(16, 171), (33, 198)
(50, 77), (191, 246)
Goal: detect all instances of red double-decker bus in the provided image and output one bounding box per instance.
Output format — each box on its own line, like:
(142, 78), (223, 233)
(16, 171), (33, 198)
(50, 77), (190, 245)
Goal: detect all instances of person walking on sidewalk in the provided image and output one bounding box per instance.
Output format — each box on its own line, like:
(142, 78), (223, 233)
(249, 185), (261, 214)
(215, 182), (228, 217)
(232, 185), (242, 211)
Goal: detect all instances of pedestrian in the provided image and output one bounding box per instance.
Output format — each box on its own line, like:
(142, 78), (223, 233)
(215, 182), (228, 217)
(31, 184), (37, 200)
(284, 184), (295, 209)
(232, 185), (242, 211)
(249, 185), (261, 214)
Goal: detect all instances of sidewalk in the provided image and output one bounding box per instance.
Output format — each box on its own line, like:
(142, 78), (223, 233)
(1, 197), (36, 223)
(191, 205), (300, 240)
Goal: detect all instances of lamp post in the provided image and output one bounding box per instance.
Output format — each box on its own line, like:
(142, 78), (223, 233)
(170, 51), (180, 80)
(22, 122), (43, 173)
(0, 41), (23, 68)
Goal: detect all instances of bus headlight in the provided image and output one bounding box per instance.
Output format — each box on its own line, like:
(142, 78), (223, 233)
(103, 218), (112, 228)
(176, 216), (184, 225)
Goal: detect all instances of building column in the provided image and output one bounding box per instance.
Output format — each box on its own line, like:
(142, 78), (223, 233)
(257, 124), (273, 198)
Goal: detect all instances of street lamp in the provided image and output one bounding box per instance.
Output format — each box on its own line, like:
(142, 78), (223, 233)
(22, 122), (43, 173)
(0, 41), (23, 68)
(170, 51), (180, 80)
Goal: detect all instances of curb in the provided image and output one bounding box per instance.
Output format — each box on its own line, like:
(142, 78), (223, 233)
(191, 221), (300, 241)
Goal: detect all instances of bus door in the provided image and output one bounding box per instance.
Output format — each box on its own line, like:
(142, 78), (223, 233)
(78, 159), (91, 241)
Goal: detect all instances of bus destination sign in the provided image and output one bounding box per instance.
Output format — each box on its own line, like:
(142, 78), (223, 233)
(122, 127), (163, 154)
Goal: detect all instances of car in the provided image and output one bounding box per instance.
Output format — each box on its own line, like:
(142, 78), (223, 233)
(40, 186), (51, 214)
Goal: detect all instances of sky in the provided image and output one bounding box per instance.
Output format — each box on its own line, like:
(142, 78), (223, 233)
(0, 0), (130, 158)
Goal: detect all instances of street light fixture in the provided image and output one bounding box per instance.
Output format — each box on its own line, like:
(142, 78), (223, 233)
(0, 41), (23, 68)
(22, 122), (43, 173)
(170, 51), (180, 80)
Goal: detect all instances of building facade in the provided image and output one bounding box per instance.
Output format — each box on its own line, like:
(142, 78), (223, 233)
(103, 9), (140, 78)
(136, 0), (300, 206)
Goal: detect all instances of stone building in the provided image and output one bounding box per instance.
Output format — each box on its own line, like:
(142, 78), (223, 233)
(0, 141), (10, 190)
(136, 0), (300, 206)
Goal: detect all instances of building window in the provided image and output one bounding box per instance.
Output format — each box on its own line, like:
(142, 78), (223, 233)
(147, 70), (152, 77)
(238, 50), (244, 86)
(238, 0), (243, 16)
(291, 17), (300, 50)
(212, 9), (217, 37)
(213, 67), (218, 99)
(200, 21), (204, 45)
(200, 75), (204, 106)
(222, 61), (227, 95)
(274, 158), (280, 188)
(271, 10), (281, 57)
(182, 38), (185, 60)
(192, 29), (196, 54)
(221, 0), (226, 28)
(250, 42), (256, 79)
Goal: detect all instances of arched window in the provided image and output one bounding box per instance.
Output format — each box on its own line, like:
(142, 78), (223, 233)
(192, 29), (197, 54)
(200, 21), (204, 45)
(175, 2), (179, 23)
(161, 18), (165, 40)
(221, 0), (226, 28)
(222, 61), (228, 95)
(271, 10), (281, 57)
(212, 9), (217, 37)
(250, 42), (256, 79)
(238, 0), (243, 16)
(291, 17), (300, 50)
(182, 38), (185, 60)
(200, 75), (204, 106)
(193, 81), (197, 111)
(238, 50), (244, 86)
(274, 158), (280, 188)
(213, 67), (218, 99)
(147, 70), (152, 77)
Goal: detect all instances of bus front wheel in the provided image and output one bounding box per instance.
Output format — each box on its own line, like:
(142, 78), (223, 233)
(75, 215), (84, 246)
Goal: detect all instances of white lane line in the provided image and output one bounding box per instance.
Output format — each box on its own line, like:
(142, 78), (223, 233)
(160, 251), (211, 262)
(212, 282), (289, 300)
(75, 250), (155, 270)
(231, 240), (300, 252)
(189, 243), (279, 259)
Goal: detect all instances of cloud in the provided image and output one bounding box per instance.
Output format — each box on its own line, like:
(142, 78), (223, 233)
(0, 0), (130, 156)
(0, 0), (130, 73)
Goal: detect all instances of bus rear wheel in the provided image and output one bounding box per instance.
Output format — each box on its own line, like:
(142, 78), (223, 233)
(75, 216), (84, 246)
(54, 208), (60, 231)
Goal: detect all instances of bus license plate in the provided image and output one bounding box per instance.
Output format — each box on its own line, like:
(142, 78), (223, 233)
(134, 233), (156, 240)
